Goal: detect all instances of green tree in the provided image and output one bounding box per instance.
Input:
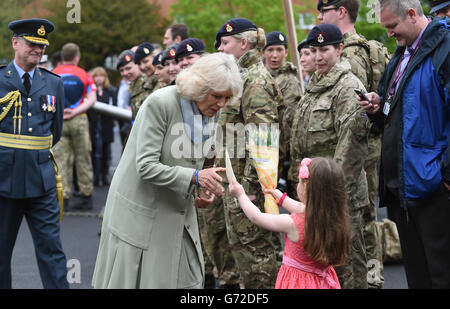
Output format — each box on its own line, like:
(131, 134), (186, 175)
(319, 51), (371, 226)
(356, 0), (397, 54)
(169, 0), (312, 52)
(40, 0), (168, 70)
(0, 0), (36, 64)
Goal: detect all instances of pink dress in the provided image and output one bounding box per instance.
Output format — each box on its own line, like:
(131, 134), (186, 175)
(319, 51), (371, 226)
(275, 213), (341, 289)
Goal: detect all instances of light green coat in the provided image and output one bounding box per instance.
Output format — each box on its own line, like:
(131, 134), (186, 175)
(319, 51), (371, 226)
(92, 86), (212, 289)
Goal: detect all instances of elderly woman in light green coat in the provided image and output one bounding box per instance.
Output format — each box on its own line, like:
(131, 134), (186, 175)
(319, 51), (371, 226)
(92, 53), (243, 289)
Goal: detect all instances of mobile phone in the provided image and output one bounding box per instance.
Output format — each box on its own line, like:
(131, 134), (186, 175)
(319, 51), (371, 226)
(354, 89), (370, 102)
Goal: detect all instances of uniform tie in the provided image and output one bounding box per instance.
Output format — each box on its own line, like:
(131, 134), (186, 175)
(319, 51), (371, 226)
(23, 72), (31, 93)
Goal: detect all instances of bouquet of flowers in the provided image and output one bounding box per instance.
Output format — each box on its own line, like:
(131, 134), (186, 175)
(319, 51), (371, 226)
(247, 124), (280, 214)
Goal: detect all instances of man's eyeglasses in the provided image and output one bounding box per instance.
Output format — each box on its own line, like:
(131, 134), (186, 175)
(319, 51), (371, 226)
(319, 6), (339, 14)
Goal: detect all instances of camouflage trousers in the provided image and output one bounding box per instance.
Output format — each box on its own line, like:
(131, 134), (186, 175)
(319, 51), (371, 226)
(200, 196), (241, 286)
(363, 135), (384, 289)
(53, 114), (93, 199)
(335, 206), (368, 289)
(224, 181), (282, 289)
(197, 208), (217, 281)
(203, 183), (282, 288)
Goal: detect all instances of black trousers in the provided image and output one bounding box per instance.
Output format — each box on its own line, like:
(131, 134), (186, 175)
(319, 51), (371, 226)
(387, 184), (450, 289)
(0, 189), (69, 289)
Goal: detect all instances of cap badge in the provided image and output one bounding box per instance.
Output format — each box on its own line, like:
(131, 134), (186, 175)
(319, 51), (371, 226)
(323, 0), (329, 4)
(124, 55), (132, 62)
(143, 47), (150, 55)
(158, 55), (162, 62)
(37, 25), (46, 37)
(186, 44), (193, 52)
(226, 24), (233, 33)
(279, 34), (285, 42)
(169, 49), (176, 58)
(317, 33), (325, 44)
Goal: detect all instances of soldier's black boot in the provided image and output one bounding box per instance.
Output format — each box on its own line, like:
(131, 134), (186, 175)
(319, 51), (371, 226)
(72, 195), (93, 211)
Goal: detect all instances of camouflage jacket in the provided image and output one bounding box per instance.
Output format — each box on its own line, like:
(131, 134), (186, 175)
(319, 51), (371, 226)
(129, 74), (158, 119)
(152, 81), (168, 93)
(289, 58), (371, 210)
(343, 29), (371, 91)
(215, 49), (282, 187)
(344, 29), (386, 156)
(268, 62), (302, 163)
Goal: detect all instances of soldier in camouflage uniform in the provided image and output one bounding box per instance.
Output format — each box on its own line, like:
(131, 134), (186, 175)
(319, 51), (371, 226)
(151, 51), (168, 93)
(129, 43), (159, 120)
(289, 24), (371, 289)
(209, 18), (283, 289)
(262, 31), (302, 196)
(317, 0), (391, 288)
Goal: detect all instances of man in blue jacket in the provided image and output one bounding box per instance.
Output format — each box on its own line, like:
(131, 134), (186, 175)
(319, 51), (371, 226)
(358, 0), (449, 288)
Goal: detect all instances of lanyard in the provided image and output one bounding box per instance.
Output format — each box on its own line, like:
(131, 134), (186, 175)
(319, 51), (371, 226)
(388, 42), (421, 96)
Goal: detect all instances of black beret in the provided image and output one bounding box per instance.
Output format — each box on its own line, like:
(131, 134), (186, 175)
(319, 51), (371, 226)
(264, 31), (288, 50)
(297, 39), (310, 53)
(215, 18), (257, 50)
(8, 18), (55, 46)
(317, 0), (342, 10)
(429, 0), (450, 13)
(152, 52), (164, 66)
(160, 44), (179, 66)
(175, 38), (206, 62)
(134, 42), (155, 64)
(307, 23), (343, 47)
(117, 50), (135, 70)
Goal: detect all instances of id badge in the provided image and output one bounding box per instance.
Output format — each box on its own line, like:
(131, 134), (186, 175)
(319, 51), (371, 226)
(383, 102), (391, 116)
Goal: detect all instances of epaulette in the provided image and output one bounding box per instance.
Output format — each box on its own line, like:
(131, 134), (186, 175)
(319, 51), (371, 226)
(38, 67), (61, 78)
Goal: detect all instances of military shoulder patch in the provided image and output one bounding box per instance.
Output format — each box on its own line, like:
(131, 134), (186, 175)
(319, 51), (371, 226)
(38, 67), (61, 78)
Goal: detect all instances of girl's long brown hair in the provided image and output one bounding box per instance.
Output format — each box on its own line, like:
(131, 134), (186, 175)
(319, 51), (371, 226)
(303, 157), (350, 266)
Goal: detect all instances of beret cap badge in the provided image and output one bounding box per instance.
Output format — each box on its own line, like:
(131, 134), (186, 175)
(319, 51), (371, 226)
(186, 44), (193, 52)
(124, 54), (132, 62)
(37, 25), (46, 37)
(169, 49), (176, 58)
(226, 24), (233, 33)
(279, 34), (285, 42)
(143, 47), (150, 55)
(317, 33), (325, 43)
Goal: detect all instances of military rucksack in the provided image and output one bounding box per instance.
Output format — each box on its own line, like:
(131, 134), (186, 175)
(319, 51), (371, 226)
(345, 37), (391, 93)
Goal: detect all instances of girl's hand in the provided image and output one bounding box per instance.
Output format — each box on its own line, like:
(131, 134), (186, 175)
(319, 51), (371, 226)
(194, 190), (215, 209)
(228, 180), (245, 198)
(264, 189), (283, 203)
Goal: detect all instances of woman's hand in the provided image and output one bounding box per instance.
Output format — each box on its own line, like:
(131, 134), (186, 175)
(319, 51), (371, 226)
(228, 180), (245, 198)
(196, 167), (226, 197)
(264, 189), (283, 203)
(356, 92), (381, 115)
(194, 190), (216, 209)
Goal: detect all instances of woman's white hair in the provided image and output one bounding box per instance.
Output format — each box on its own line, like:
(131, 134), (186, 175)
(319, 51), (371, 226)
(176, 52), (243, 104)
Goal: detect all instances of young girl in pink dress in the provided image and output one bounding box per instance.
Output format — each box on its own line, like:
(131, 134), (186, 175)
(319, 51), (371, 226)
(229, 157), (350, 289)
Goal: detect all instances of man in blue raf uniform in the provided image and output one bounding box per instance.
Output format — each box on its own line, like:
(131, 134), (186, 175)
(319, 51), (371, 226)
(0, 18), (69, 289)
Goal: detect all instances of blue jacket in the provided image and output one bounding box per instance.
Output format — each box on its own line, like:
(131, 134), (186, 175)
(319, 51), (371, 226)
(371, 17), (450, 207)
(0, 62), (64, 199)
